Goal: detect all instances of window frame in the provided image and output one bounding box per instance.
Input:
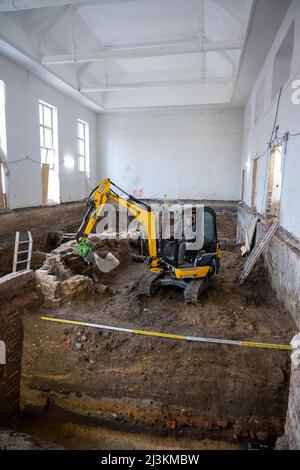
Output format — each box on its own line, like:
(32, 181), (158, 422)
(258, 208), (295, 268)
(39, 100), (57, 170)
(77, 118), (90, 174)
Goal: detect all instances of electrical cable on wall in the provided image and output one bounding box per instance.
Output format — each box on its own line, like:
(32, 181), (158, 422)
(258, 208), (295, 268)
(289, 131), (300, 137)
(5, 127), (300, 168)
(249, 80), (300, 164)
(268, 87), (283, 148)
(252, 87), (283, 161)
(243, 82), (300, 214)
(3, 156), (94, 193)
(6, 155), (69, 165)
(252, 128), (299, 163)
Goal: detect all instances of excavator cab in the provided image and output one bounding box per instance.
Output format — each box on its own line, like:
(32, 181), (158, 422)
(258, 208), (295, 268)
(159, 207), (218, 269)
(137, 206), (220, 303)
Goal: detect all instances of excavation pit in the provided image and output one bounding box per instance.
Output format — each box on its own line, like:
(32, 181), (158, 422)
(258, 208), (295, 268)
(2, 237), (293, 450)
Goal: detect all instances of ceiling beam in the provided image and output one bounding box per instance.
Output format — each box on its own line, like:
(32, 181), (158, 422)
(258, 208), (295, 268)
(80, 76), (235, 92)
(42, 39), (243, 65)
(211, 0), (246, 25)
(0, 35), (104, 111)
(0, 0), (142, 12)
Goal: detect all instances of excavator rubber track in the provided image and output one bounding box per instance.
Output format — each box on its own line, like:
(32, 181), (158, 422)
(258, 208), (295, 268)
(184, 278), (209, 304)
(138, 272), (161, 296)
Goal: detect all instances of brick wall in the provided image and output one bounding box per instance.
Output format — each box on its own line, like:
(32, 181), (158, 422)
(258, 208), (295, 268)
(0, 271), (42, 424)
(0, 306), (23, 424)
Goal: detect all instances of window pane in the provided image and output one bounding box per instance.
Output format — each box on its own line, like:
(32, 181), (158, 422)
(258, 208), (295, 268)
(47, 150), (55, 168)
(42, 149), (55, 167)
(45, 149), (50, 164)
(85, 152), (90, 175)
(78, 139), (85, 156)
(204, 211), (216, 246)
(78, 155), (85, 172)
(44, 105), (52, 128)
(40, 126), (44, 147)
(39, 104), (43, 125)
(44, 127), (53, 149)
(78, 121), (85, 139)
(41, 148), (47, 163)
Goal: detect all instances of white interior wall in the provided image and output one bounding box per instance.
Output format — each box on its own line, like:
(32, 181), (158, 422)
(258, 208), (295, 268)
(0, 53), (98, 209)
(241, 0), (300, 239)
(97, 108), (243, 201)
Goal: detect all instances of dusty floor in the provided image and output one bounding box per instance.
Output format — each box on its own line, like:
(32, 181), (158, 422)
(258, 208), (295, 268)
(17, 244), (295, 449)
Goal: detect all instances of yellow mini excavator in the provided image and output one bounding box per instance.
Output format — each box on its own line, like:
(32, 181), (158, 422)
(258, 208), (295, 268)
(76, 178), (220, 304)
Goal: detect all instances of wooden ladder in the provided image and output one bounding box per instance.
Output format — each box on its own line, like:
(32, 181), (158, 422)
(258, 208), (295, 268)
(12, 231), (33, 272)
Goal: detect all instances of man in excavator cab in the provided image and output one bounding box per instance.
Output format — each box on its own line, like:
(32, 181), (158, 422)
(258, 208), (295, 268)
(76, 178), (220, 304)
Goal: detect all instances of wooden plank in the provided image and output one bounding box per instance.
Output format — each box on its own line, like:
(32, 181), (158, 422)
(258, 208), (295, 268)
(240, 216), (258, 256)
(41, 163), (49, 205)
(239, 219), (279, 285)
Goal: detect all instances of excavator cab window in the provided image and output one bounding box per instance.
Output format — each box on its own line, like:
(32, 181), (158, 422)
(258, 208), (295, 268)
(203, 208), (217, 249)
(158, 211), (177, 266)
(159, 207), (218, 268)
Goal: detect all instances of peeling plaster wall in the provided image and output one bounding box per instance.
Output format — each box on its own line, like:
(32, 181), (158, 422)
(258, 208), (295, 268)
(97, 108), (243, 201)
(0, 53), (98, 209)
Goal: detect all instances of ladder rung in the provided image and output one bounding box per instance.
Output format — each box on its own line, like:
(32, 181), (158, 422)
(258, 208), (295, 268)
(18, 250), (29, 255)
(17, 259), (30, 264)
(18, 240), (30, 244)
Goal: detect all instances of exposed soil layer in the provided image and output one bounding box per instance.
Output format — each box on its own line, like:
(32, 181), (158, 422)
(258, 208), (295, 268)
(12, 417), (244, 450)
(19, 244), (295, 449)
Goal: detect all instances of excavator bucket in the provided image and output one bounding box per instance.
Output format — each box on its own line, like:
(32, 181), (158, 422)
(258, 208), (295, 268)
(85, 250), (120, 273)
(76, 239), (120, 273)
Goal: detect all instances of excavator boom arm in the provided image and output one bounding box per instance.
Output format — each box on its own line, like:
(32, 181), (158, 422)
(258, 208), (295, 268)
(76, 178), (158, 266)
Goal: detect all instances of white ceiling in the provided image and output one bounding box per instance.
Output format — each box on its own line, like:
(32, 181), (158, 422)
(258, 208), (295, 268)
(0, 0), (291, 111)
